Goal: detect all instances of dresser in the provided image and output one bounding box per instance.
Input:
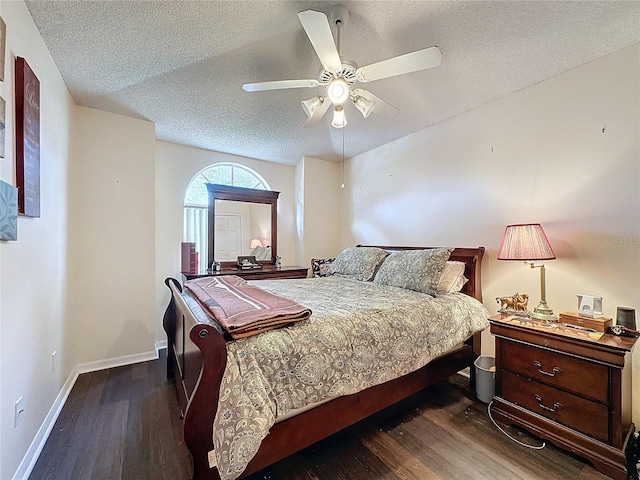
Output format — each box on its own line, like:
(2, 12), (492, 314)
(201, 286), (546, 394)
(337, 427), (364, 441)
(182, 265), (309, 281)
(489, 314), (637, 480)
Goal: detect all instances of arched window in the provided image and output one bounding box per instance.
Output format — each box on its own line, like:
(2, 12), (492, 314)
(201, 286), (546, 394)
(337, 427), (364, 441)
(184, 163), (270, 272)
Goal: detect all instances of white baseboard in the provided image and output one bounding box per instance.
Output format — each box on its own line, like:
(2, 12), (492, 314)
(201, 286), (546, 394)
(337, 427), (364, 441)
(11, 369), (79, 480)
(76, 348), (159, 374)
(155, 340), (167, 356)
(12, 347), (163, 480)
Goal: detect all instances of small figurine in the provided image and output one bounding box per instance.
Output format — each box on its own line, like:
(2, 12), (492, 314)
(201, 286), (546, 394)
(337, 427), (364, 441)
(496, 292), (529, 314)
(274, 256), (282, 268)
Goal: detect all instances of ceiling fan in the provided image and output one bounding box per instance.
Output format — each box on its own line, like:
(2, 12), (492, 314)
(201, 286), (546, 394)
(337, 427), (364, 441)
(242, 6), (443, 128)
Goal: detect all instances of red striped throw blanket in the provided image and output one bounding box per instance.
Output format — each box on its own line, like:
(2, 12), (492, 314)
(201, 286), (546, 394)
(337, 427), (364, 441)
(184, 276), (312, 338)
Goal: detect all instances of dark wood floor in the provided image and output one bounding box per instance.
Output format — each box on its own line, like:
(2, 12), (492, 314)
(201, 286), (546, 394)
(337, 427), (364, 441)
(30, 352), (610, 480)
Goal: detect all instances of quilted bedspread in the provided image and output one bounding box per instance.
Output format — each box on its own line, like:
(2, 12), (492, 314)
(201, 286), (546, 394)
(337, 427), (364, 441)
(209, 276), (490, 479)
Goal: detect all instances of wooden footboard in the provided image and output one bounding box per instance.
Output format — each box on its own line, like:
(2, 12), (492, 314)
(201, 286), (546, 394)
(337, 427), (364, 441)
(163, 278), (228, 477)
(163, 246), (485, 480)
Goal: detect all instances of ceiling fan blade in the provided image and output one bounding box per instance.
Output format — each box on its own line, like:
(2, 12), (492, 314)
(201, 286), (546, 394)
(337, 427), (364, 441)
(243, 79), (319, 92)
(298, 10), (342, 74)
(352, 89), (399, 117)
(355, 46), (442, 83)
(303, 96), (332, 128)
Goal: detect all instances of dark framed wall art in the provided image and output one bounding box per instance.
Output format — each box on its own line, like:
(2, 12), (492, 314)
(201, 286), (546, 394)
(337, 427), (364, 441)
(15, 57), (40, 217)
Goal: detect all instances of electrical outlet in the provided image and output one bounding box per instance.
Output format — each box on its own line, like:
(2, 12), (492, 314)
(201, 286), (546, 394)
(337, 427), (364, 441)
(51, 351), (58, 372)
(14, 396), (24, 428)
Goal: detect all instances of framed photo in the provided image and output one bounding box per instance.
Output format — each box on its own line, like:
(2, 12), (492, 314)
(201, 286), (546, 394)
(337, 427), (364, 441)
(0, 180), (18, 241)
(0, 17), (5, 82)
(15, 57), (40, 217)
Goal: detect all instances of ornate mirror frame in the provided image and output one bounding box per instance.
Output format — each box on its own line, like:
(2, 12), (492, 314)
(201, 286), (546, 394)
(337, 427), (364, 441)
(206, 183), (279, 267)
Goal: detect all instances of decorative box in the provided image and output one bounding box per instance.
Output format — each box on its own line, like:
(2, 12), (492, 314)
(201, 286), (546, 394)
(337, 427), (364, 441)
(559, 311), (612, 333)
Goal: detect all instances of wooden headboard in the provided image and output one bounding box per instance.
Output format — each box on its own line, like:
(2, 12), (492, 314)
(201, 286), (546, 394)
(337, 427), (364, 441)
(356, 246), (485, 303)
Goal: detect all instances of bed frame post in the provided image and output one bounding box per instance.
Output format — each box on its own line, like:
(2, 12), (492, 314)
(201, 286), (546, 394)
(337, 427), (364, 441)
(185, 324), (227, 480)
(163, 277), (181, 380)
(163, 278), (227, 480)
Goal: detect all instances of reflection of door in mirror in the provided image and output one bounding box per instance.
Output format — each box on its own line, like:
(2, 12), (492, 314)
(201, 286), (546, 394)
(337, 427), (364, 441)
(214, 214), (242, 260)
(213, 201), (271, 261)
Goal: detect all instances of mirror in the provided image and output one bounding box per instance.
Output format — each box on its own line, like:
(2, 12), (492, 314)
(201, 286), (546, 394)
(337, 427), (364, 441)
(213, 201), (271, 261)
(207, 184), (279, 267)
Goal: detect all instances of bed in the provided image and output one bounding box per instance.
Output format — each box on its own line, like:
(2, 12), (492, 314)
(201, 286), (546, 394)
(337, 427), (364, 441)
(163, 246), (488, 480)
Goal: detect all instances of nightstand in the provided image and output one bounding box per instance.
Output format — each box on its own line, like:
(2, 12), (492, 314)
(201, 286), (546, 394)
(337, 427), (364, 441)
(489, 314), (637, 480)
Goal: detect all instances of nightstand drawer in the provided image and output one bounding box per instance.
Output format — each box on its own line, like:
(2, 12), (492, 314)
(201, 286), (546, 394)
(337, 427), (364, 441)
(502, 370), (609, 442)
(501, 340), (608, 403)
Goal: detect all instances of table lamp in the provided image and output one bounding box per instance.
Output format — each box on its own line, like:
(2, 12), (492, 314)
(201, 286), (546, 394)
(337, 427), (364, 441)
(498, 223), (558, 321)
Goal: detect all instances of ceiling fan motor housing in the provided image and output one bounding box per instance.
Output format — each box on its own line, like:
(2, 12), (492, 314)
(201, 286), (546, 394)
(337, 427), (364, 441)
(318, 59), (357, 85)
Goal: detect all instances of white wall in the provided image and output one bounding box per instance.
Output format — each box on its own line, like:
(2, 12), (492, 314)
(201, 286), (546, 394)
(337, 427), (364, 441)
(0, 2), (73, 477)
(154, 141), (297, 343)
(67, 106), (156, 367)
(341, 44), (640, 421)
(295, 156), (342, 267)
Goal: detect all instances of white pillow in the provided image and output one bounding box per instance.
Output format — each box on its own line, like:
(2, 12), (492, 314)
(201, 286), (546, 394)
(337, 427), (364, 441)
(437, 261), (468, 294)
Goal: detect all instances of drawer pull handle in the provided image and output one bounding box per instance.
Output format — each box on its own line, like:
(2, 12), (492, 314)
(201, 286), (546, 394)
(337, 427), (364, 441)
(534, 394), (563, 412)
(533, 361), (562, 377)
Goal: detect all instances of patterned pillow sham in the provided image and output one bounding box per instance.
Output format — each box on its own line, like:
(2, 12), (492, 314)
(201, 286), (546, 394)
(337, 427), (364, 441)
(311, 258), (335, 277)
(437, 261), (469, 294)
(328, 247), (389, 281)
(373, 247), (453, 296)
(250, 245), (272, 261)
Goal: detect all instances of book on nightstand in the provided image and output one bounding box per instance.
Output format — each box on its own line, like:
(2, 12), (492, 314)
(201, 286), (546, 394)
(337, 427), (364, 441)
(559, 311), (612, 332)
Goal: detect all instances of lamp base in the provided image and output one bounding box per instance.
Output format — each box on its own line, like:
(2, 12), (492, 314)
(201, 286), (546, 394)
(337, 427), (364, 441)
(530, 301), (558, 322)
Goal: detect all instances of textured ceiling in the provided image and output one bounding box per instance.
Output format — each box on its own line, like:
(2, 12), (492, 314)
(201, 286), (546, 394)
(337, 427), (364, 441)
(25, 1), (640, 165)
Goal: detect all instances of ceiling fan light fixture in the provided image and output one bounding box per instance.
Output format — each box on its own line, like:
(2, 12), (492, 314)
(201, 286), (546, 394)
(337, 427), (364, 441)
(353, 95), (375, 118)
(332, 105), (347, 128)
(243, 8), (443, 129)
(327, 78), (349, 104)
(301, 96), (324, 117)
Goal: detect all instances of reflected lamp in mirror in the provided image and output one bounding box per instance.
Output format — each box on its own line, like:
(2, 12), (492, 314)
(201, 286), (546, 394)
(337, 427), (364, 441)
(250, 238), (263, 249)
(498, 223), (558, 322)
